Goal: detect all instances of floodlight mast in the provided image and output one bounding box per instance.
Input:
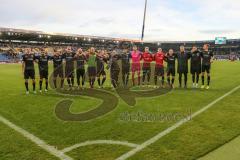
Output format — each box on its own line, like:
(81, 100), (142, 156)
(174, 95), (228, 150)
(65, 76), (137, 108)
(141, 0), (148, 41)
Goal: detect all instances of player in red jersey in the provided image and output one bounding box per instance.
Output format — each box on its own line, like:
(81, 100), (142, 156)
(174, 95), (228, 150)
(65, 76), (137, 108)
(142, 47), (153, 85)
(154, 48), (165, 88)
(130, 45), (142, 86)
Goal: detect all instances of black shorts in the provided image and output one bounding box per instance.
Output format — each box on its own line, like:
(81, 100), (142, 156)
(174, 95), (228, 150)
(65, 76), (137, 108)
(53, 68), (64, 78)
(97, 70), (106, 77)
(76, 69), (85, 79)
(88, 67), (96, 77)
(155, 67), (164, 76)
(142, 66), (151, 74)
(122, 66), (130, 75)
(24, 69), (35, 79)
(202, 65), (211, 74)
(191, 65), (201, 74)
(111, 70), (120, 80)
(39, 70), (48, 79)
(167, 68), (175, 76)
(65, 67), (74, 78)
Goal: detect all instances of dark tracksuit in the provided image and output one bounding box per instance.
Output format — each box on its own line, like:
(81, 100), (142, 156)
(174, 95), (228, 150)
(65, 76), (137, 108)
(121, 53), (131, 86)
(190, 51), (202, 84)
(109, 54), (121, 88)
(176, 52), (191, 87)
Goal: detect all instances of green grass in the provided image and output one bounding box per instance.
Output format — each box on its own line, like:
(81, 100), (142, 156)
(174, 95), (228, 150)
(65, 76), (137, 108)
(199, 134), (240, 160)
(0, 61), (240, 160)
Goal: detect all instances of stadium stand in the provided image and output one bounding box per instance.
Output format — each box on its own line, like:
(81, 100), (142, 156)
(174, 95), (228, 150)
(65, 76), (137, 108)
(0, 54), (8, 62)
(0, 27), (240, 61)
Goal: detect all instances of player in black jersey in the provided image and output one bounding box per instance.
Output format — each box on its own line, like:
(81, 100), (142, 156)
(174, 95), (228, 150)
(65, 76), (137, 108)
(36, 49), (51, 93)
(52, 50), (64, 89)
(165, 49), (176, 88)
(75, 48), (86, 89)
(22, 48), (36, 94)
(176, 46), (191, 88)
(201, 44), (214, 90)
(96, 50), (108, 88)
(190, 46), (202, 88)
(64, 47), (75, 89)
(121, 48), (131, 87)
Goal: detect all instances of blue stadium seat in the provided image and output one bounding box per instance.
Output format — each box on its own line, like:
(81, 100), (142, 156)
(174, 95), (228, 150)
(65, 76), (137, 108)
(0, 53), (10, 62)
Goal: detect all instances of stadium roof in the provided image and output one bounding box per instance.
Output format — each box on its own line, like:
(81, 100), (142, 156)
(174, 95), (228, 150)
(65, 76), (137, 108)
(0, 27), (141, 43)
(1, 27), (240, 45)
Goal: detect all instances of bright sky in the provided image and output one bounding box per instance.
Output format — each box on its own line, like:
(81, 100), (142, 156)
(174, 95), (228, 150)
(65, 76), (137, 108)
(1, 0), (240, 41)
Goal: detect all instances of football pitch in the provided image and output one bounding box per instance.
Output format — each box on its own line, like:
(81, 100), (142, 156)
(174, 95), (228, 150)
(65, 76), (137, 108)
(0, 61), (240, 160)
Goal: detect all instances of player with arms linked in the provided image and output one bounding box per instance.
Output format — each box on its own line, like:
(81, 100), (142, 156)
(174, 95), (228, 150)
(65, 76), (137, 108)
(142, 47), (153, 86)
(176, 46), (191, 88)
(201, 44), (214, 90)
(121, 48), (131, 87)
(22, 48), (36, 94)
(52, 49), (64, 89)
(165, 49), (176, 88)
(154, 48), (165, 88)
(130, 45), (142, 86)
(63, 46), (76, 90)
(96, 50), (108, 88)
(75, 48), (86, 89)
(190, 46), (202, 88)
(86, 47), (97, 88)
(35, 48), (51, 93)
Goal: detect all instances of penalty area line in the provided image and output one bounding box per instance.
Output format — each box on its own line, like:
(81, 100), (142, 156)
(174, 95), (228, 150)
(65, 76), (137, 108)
(116, 85), (240, 160)
(0, 115), (73, 160)
(61, 140), (140, 153)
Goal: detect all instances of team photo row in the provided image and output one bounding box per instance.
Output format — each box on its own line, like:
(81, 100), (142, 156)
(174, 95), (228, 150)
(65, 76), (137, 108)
(22, 44), (214, 94)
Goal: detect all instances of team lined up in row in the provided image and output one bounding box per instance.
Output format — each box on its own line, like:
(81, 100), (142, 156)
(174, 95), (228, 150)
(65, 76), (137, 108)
(22, 44), (213, 94)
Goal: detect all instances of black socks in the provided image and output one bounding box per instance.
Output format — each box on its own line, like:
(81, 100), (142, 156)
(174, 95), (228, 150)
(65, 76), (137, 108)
(25, 82), (29, 91)
(61, 79), (64, 88)
(196, 75), (199, 84)
(162, 76), (164, 85)
(202, 75), (204, 85)
(179, 74), (182, 87)
(97, 78), (101, 86)
(40, 80), (43, 90)
(33, 81), (36, 91)
(184, 74), (187, 86)
(192, 74), (195, 83)
(172, 77), (175, 85)
(102, 77), (106, 86)
(167, 77), (170, 85)
(207, 76), (210, 86)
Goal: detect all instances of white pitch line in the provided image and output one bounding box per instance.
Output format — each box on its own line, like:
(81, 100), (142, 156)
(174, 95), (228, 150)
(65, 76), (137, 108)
(116, 85), (240, 160)
(0, 115), (73, 160)
(61, 140), (140, 153)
